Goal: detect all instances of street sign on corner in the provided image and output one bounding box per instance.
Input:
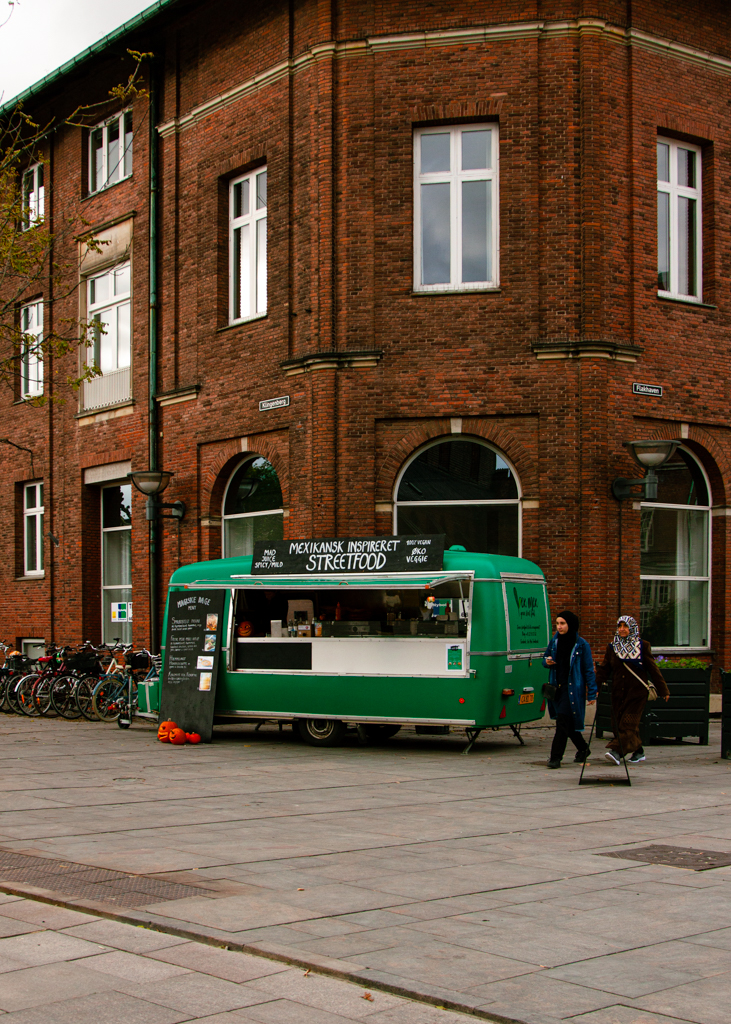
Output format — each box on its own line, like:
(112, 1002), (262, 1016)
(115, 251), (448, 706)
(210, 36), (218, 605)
(259, 395), (290, 412)
(633, 382), (663, 397)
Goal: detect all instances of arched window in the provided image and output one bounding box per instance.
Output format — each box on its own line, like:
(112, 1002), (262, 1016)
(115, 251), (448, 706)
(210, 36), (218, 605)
(394, 438), (520, 555)
(222, 457), (284, 558)
(640, 446), (711, 649)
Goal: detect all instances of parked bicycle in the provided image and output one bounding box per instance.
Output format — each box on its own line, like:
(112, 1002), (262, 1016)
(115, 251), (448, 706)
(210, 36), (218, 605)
(1, 639), (160, 726)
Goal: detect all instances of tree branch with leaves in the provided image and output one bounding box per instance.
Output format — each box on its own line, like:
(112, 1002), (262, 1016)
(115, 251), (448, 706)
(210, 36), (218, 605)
(0, 48), (151, 405)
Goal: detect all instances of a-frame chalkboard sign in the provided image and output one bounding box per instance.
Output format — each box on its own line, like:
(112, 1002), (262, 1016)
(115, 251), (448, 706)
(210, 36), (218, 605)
(159, 590), (226, 742)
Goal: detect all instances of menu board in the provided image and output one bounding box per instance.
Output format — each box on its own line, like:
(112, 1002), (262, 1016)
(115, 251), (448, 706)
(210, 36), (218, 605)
(159, 589), (226, 742)
(252, 535), (445, 575)
(504, 580), (549, 653)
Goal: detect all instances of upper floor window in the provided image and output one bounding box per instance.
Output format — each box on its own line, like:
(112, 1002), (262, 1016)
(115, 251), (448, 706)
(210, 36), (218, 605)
(24, 482), (44, 576)
(82, 262), (131, 411)
(657, 138), (702, 301)
(229, 167), (267, 323)
(20, 300), (43, 399)
(22, 163), (44, 229)
(87, 262), (131, 374)
(414, 125), (499, 292)
(89, 111), (133, 194)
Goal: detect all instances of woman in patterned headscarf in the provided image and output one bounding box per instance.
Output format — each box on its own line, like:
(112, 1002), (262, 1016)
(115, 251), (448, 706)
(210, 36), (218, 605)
(595, 615), (669, 765)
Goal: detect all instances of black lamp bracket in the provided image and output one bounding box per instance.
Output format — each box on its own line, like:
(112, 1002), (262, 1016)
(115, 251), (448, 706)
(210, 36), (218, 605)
(145, 497), (186, 521)
(611, 468), (658, 502)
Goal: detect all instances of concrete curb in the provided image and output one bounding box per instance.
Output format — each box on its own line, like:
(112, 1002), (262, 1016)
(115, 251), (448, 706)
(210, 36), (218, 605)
(0, 877), (528, 1024)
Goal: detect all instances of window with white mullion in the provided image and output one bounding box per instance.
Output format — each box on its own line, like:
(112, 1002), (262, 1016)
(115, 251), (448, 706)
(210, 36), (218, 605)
(657, 137), (702, 301)
(22, 163), (44, 230)
(639, 447), (711, 649)
(20, 301), (43, 398)
(23, 482), (44, 576)
(229, 168), (267, 323)
(414, 125), (498, 291)
(89, 111), (133, 194)
(86, 262), (131, 374)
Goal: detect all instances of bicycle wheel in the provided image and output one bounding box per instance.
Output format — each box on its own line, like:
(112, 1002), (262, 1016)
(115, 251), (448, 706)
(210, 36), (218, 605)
(75, 676), (100, 721)
(16, 674), (40, 717)
(116, 680), (138, 729)
(4, 673), (23, 714)
(92, 674), (126, 722)
(0, 673), (10, 713)
(50, 675), (82, 719)
(33, 675), (56, 716)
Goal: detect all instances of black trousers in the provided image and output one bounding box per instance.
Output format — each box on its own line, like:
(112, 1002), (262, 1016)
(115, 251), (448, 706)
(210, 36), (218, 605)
(550, 712), (589, 762)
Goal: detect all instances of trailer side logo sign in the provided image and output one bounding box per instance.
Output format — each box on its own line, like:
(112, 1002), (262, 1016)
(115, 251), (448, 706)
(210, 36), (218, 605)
(513, 586), (538, 618)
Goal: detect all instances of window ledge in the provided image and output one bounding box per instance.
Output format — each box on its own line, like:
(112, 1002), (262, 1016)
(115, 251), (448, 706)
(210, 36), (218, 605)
(657, 294), (717, 311)
(76, 400), (135, 426)
(412, 288), (501, 297)
(15, 574), (45, 581)
(654, 648), (714, 655)
(218, 312), (267, 332)
(82, 175), (133, 201)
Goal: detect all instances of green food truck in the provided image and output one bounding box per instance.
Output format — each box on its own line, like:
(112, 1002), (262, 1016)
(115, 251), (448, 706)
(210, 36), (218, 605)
(144, 536), (552, 752)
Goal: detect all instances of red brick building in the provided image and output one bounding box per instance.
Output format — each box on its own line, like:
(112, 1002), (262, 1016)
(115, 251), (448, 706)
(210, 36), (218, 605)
(2, 0), (730, 666)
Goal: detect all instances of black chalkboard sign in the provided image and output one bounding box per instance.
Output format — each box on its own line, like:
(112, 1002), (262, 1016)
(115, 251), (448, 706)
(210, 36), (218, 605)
(252, 535), (445, 575)
(160, 589), (226, 742)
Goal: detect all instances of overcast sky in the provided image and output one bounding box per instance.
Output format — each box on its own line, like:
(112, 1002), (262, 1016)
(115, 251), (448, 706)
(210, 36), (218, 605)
(0, 0), (154, 104)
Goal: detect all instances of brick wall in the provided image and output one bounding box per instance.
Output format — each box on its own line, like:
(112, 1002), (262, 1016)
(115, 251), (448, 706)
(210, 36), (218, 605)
(1, 0), (730, 670)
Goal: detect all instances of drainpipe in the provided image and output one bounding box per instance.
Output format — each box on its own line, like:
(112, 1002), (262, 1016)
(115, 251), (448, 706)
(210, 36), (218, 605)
(148, 65), (160, 654)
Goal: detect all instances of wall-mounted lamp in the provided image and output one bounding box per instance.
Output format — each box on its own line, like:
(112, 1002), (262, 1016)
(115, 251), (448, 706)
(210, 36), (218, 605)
(128, 470), (186, 520)
(611, 440), (679, 501)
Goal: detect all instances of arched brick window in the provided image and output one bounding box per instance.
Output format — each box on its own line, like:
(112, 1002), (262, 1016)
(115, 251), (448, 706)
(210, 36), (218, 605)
(394, 438), (521, 555)
(222, 456), (283, 558)
(640, 446), (711, 649)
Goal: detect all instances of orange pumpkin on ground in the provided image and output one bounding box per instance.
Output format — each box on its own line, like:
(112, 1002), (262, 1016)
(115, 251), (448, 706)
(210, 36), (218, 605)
(186, 732), (202, 744)
(169, 727), (187, 745)
(157, 720), (178, 742)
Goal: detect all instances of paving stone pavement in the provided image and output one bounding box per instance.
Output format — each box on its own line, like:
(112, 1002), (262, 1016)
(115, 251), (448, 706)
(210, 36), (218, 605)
(0, 894), (477, 1023)
(0, 714), (730, 1024)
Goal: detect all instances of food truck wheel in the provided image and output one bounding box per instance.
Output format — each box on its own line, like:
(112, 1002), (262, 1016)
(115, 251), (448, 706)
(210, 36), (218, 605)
(296, 718), (346, 747)
(364, 724), (401, 741)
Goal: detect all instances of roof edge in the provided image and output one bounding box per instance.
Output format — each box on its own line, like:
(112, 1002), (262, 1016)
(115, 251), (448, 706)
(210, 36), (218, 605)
(0, 0), (183, 115)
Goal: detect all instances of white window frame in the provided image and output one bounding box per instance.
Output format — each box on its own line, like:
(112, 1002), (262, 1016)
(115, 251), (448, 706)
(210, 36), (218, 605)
(221, 457), (283, 558)
(229, 167), (268, 323)
(88, 111), (133, 194)
(393, 438), (522, 556)
(657, 137), (702, 302)
(101, 483), (132, 645)
(86, 262), (131, 375)
(22, 162), (44, 229)
(20, 300), (43, 399)
(23, 481), (44, 577)
(639, 447), (711, 651)
(414, 124), (499, 292)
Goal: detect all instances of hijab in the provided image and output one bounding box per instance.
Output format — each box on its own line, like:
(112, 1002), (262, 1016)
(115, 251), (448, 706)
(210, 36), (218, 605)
(555, 609), (579, 686)
(612, 614), (642, 664)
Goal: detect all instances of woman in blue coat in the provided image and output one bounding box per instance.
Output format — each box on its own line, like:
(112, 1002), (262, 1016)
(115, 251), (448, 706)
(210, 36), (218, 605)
(543, 610), (597, 768)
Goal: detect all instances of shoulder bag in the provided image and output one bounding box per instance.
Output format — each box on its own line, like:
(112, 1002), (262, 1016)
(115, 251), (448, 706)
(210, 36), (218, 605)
(622, 661), (658, 701)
